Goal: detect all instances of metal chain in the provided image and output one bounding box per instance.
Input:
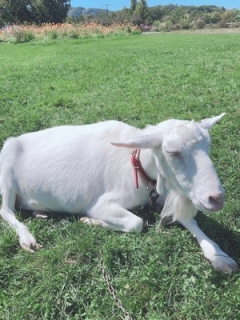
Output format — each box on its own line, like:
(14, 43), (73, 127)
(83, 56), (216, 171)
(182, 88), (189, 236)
(99, 250), (134, 320)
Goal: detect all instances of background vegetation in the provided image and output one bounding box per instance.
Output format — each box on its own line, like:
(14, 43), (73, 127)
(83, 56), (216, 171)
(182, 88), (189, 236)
(68, 2), (240, 31)
(0, 31), (240, 319)
(1, 0), (240, 31)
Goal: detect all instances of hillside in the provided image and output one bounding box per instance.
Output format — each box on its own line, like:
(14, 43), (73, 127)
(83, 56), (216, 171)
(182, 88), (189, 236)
(68, 7), (106, 18)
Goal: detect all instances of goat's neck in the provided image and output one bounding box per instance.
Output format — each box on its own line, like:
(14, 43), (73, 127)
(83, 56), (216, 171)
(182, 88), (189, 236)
(139, 148), (158, 181)
(140, 148), (170, 197)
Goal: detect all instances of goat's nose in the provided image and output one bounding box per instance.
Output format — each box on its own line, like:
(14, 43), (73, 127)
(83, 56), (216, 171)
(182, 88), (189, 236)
(208, 192), (225, 209)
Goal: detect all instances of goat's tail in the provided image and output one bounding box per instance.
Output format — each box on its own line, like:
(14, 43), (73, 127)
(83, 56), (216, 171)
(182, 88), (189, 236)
(0, 138), (23, 192)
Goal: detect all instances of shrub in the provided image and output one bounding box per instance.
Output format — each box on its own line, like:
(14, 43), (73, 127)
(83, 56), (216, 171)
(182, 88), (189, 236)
(195, 19), (205, 29)
(50, 30), (58, 39)
(127, 25), (132, 33)
(217, 20), (228, 28)
(171, 23), (181, 31)
(68, 30), (79, 38)
(11, 27), (35, 43)
(152, 20), (160, 27)
(181, 21), (191, 30)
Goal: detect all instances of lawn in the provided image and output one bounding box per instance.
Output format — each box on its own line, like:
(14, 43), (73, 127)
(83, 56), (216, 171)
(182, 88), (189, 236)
(0, 32), (240, 319)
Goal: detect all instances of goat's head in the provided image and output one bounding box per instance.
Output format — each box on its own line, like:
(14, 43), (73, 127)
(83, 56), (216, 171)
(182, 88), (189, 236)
(112, 113), (226, 214)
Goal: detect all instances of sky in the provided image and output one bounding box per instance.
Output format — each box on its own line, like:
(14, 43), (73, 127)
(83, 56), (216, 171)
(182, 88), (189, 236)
(70, 1), (240, 11)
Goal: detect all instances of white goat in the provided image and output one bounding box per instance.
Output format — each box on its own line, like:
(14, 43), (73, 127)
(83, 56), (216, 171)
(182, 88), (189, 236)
(0, 113), (238, 273)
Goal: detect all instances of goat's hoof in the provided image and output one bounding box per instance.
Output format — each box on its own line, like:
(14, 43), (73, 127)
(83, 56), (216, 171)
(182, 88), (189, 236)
(21, 242), (43, 253)
(19, 233), (43, 253)
(32, 211), (48, 219)
(211, 255), (239, 274)
(79, 217), (101, 226)
(80, 217), (94, 225)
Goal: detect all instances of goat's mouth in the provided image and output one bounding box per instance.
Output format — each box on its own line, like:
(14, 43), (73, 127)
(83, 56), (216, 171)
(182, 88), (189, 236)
(192, 195), (224, 212)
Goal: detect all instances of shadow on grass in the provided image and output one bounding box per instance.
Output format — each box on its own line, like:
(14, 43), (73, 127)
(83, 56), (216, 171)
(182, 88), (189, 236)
(196, 211), (240, 265)
(19, 207), (240, 279)
(135, 208), (240, 281)
(19, 207), (240, 257)
(19, 209), (82, 222)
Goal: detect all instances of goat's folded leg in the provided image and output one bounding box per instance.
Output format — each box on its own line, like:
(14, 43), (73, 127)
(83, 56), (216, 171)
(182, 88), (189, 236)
(86, 203), (143, 233)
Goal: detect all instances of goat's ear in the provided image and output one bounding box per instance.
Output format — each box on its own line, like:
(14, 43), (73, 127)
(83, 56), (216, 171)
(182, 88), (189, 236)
(199, 113), (226, 130)
(111, 132), (162, 149)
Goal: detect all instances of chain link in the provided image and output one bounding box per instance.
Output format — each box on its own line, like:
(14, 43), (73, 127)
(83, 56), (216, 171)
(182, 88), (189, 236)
(99, 250), (134, 320)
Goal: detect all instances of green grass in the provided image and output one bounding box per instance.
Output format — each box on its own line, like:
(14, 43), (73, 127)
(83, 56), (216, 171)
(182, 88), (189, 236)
(0, 33), (240, 319)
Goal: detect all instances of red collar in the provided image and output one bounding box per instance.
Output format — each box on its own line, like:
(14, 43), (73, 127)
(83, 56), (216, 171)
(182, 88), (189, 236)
(131, 149), (156, 189)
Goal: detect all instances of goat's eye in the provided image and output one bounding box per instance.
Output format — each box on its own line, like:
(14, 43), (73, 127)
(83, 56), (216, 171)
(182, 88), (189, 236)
(166, 151), (182, 159)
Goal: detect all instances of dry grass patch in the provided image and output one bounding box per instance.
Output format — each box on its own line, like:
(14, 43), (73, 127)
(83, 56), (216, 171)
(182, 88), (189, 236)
(0, 23), (140, 43)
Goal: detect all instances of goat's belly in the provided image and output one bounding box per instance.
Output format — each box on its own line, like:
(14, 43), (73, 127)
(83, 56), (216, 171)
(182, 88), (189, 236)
(15, 193), (85, 214)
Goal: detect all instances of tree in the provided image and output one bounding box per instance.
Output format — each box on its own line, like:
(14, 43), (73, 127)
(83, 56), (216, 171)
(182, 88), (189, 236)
(148, 6), (164, 22)
(0, 0), (33, 26)
(0, 0), (70, 26)
(31, 0), (70, 24)
(132, 0), (149, 25)
(130, 0), (137, 12)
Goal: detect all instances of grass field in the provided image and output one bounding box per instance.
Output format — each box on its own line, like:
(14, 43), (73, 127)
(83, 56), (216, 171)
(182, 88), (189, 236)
(0, 32), (240, 319)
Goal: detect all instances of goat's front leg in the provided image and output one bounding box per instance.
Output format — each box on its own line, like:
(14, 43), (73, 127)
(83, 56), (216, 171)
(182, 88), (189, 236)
(178, 217), (239, 274)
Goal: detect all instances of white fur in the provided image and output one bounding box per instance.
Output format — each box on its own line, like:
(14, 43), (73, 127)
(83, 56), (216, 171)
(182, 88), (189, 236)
(0, 113), (238, 272)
